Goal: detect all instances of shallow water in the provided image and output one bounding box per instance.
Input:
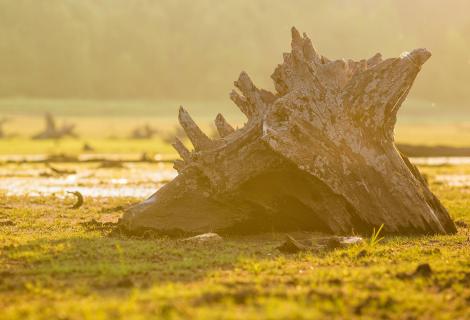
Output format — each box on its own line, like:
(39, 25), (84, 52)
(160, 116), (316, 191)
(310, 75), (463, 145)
(0, 153), (175, 163)
(410, 157), (470, 165)
(0, 157), (468, 198)
(0, 163), (176, 198)
(434, 174), (470, 187)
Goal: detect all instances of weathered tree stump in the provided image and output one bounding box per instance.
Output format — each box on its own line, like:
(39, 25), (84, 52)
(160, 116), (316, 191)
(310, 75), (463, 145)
(33, 112), (78, 140)
(121, 28), (456, 235)
(130, 124), (158, 139)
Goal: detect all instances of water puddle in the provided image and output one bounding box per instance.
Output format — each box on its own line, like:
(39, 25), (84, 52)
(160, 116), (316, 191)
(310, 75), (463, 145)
(434, 174), (470, 187)
(0, 156), (468, 198)
(0, 163), (176, 198)
(410, 157), (470, 165)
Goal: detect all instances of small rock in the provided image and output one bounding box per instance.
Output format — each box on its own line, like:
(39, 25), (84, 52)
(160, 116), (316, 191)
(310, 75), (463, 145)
(277, 235), (309, 254)
(182, 233), (223, 243)
(318, 236), (363, 250)
(414, 263), (432, 277)
(339, 236), (363, 245)
(317, 236), (363, 249)
(278, 235), (364, 254)
(325, 237), (342, 250)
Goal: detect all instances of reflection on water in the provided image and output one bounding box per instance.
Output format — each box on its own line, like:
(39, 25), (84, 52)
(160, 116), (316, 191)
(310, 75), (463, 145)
(0, 157), (468, 198)
(435, 175), (470, 187)
(410, 157), (470, 165)
(0, 153), (175, 163)
(0, 163), (176, 198)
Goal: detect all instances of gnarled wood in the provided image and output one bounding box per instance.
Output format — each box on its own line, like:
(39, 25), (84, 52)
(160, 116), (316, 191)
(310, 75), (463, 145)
(121, 27), (456, 236)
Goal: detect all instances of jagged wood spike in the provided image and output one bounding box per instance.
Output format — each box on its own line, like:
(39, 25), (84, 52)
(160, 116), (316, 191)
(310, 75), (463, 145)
(234, 72), (255, 99)
(172, 137), (190, 161)
(291, 27), (321, 64)
(230, 90), (252, 118)
(290, 27), (304, 60)
(178, 106), (213, 151)
(214, 114), (235, 138)
(122, 27), (456, 236)
(367, 53), (382, 67)
(233, 72), (266, 119)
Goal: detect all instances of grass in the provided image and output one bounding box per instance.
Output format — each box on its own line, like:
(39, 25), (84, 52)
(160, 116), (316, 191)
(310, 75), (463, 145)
(0, 117), (468, 155)
(0, 164), (469, 319)
(0, 98), (469, 155)
(0, 138), (175, 155)
(368, 224), (385, 247)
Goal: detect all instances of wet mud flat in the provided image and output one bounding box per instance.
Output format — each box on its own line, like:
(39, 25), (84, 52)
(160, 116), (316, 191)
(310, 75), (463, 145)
(0, 157), (469, 199)
(0, 161), (176, 198)
(397, 144), (470, 157)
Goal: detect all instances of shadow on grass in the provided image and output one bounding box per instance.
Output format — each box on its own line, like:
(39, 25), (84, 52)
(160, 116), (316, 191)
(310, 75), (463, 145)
(0, 231), (281, 294)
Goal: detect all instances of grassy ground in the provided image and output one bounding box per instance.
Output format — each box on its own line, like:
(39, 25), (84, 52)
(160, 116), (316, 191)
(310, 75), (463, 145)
(0, 138), (176, 156)
(0, 164), (469, 319)
(0, 117), (469, 155)
(0, 98), (469, 155)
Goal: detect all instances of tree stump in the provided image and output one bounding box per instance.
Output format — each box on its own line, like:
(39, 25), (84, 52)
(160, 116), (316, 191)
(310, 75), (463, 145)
(33, 113), (78, 140)
(130, 124), (158, 139)
(121, 27), (456, 235)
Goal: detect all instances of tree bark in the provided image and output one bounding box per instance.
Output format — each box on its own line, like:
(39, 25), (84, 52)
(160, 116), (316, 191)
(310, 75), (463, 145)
(121, 27), (456, 235)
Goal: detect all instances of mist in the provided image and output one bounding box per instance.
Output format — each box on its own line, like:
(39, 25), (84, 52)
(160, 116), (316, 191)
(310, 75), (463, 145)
(0, 0), (469, 112)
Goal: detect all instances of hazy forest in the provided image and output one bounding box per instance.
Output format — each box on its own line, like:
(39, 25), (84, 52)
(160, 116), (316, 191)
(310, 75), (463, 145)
(0, 0), (469, 107)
